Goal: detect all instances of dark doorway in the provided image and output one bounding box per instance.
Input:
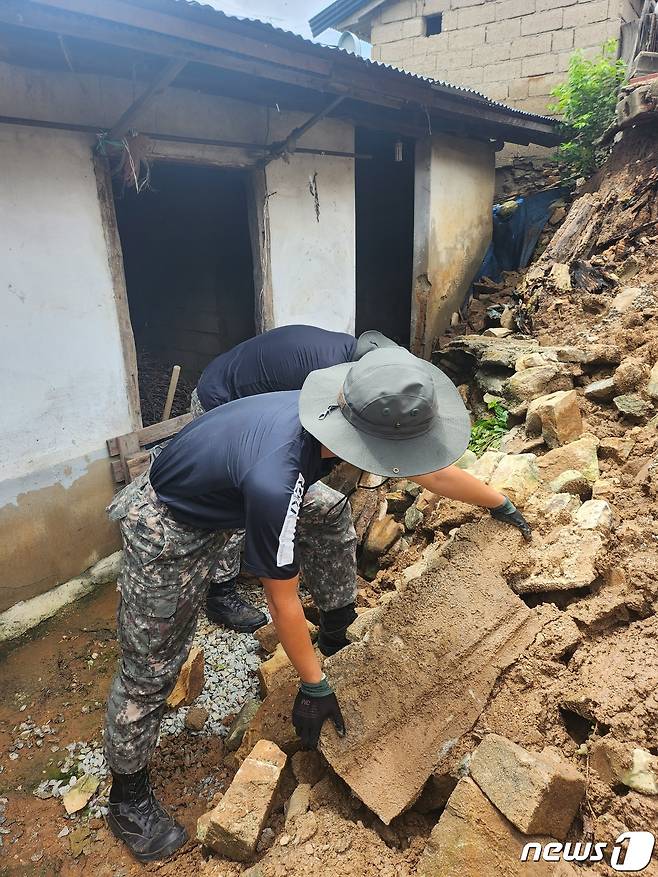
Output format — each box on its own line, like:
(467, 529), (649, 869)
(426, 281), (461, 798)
(114, 162), (255, 424)
(355, 128), (415, 348)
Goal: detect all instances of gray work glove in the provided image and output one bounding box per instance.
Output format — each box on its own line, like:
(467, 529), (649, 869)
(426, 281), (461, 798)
(490, 496), (532, 541)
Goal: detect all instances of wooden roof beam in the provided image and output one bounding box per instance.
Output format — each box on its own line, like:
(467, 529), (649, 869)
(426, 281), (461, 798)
(107, 57), (186, 139)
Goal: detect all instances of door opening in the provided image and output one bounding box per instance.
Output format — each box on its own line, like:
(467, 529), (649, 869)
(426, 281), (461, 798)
(113, 162), (255, 425)
(355, 128), (415, 348)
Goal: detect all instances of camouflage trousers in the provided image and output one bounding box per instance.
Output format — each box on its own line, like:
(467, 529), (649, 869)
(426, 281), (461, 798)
(104, 470), (356, 775)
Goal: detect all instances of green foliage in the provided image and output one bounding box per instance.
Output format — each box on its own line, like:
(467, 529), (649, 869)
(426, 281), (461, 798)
(549, 40), (625, 178)
(469, 398), (509, 457)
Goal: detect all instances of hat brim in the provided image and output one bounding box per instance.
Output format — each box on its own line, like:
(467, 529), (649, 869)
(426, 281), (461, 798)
(299, 359), (472, 477)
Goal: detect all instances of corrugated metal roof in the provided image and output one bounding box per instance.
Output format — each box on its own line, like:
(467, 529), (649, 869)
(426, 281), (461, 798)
(124, 0), (558, 129)
(309, 0), (377, 37)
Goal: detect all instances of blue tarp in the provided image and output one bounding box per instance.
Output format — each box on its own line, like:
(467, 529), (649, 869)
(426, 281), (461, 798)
(473, 187), (569, 287)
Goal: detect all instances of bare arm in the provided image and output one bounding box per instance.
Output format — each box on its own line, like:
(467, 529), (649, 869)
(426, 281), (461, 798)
(412, 464), (505, 508)
(261, 576), (323, 684)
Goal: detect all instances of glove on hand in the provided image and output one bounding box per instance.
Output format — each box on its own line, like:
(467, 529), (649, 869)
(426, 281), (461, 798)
(292, 677), (346, 749)
(490, 496), (532, 541)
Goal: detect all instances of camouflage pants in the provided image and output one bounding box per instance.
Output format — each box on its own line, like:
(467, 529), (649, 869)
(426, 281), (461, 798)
(104, 471), (356, 775)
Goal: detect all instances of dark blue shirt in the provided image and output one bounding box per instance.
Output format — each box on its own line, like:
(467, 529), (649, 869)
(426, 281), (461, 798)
(150, 391), (322, 580)
(196, 324), (357, 410)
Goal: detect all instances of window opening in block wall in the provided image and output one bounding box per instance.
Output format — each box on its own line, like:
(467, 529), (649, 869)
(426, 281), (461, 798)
(425, 13), (442, 36)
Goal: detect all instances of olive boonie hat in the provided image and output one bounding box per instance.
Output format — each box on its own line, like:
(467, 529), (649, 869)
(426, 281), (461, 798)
(353, 330), (399, 360)
(299, 347), (471, 477)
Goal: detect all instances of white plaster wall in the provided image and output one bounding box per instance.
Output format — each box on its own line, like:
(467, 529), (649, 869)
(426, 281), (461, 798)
(412, 133), (495, 357)
(265, 120), (356, 333)
(0, 125), (133, 482)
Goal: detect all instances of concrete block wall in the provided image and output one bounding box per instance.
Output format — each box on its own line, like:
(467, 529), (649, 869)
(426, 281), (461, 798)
(369, 0), (631, 119)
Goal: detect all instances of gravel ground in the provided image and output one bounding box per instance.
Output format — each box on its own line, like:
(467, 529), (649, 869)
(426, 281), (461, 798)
(31, 579), (269, 819)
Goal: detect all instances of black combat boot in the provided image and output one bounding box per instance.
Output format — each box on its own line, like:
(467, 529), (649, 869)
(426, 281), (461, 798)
(205, 579), (267, 633)
(107, 768), (187, 862)
(317, 603), (358, 657)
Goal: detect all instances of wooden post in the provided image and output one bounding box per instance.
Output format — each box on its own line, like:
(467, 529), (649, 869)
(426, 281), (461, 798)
(162, 365), (181, 422)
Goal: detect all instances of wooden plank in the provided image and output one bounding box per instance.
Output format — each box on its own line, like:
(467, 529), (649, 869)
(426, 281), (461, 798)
(107, 412), (193, 457)
(116, 433), (141, 483)
(161, 365), (181, 421)
(93, 154), (142, 429)
(107, 58), (187, 139)
(126, 450), (152, 482)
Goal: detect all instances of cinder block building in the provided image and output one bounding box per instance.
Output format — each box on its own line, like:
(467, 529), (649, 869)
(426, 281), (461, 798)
(311, 0), (642, 122)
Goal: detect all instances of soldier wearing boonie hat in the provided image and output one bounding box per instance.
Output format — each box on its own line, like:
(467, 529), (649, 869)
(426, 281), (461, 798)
(103, 344), (529, 864)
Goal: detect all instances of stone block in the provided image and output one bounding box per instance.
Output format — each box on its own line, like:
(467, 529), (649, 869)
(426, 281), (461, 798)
(470, 735), (585, 839)
(489, 453), (541, 506)
(523, 53), (558, 76)
(458, 3), (496, 27)
(548, 470), (591, 498)
(538, 433), (600, 484)
(505, 365), (572, 402)
(258, 643), (295, 696)
(528, 73), (564, 95)
(563, 0), (609, 27)
(379, 0), (416, 23)
(418, 777), (580, 876)
(647, 362), (658, 400)
(448, 24), (487, 49)
(613, 394), (653, 421)
(510, 31), (553, 57)
(521, 9), (564, 35)
(198, 740), (287, 860)
(515, 526), (604, 594)
(486, 16), (521, 43)
(584, 377), (616, 401)
(372, 20), (405, 43)
(496, 0), (532, 19)
(552, 26), (575, 51)
(235, 681), (300, 761)
(590, 739), (658, 795)
(320, 521), (542, 824)
(531, 611), (583, 661)
(483, 59), (522, 82)
(574, 499), (613, 531)
(486, 82), (510, 101)
(470, 450), (505, 482)
(526, 389), (583, 448)
(364, 515), (404, 557)
(575, 19), (619, 48)
(509, 77), (530, 100)
(477, 41), (511, 65)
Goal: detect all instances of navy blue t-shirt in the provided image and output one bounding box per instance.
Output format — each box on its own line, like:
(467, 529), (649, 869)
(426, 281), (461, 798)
(196, 324), (357, 410)
(149, 391), (323, 580)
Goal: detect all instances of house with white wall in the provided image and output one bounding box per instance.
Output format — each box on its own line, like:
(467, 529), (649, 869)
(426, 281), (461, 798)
(0, 0), (559, 626)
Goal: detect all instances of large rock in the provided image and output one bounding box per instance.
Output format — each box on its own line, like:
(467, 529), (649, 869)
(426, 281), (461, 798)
(258, 644), (295, 696)
(589, 739), (658, 795)
(537, 434), (599, 484)
(584, 378), (616, 402)
(613, 394), (653, 421)
(489, 454), (540, 506)
(234, 681), (300, 762)
(418, 778), (579, 877)
(364, 515), (404, 558)
(514, 526), (604, 594)
(225, 698), (261, 752)
(505, 366), (572, 403)
(198, 740), (286, 860)
(319, 521), (541, 824)
(469, 735), (585, 839)
(526, 390), (583, 449)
